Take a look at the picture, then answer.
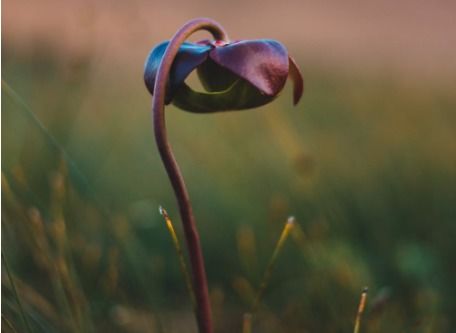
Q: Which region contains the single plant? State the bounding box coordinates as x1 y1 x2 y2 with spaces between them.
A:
144 17 303 333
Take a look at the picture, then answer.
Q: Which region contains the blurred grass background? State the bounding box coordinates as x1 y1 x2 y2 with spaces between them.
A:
2 1 456 332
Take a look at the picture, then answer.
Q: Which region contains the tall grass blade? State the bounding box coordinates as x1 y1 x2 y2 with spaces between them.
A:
2 81 90 192
2 252 34 333
26 208 80 333
242 313 252 333
2 314 19 333
252 216 295 313
159 206 196 309
353 287 368 333
2 80 111 219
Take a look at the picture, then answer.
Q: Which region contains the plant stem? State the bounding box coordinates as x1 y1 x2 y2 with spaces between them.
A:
152 18 228 333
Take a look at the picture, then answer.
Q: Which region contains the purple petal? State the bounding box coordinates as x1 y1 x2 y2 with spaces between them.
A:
208 39 289 96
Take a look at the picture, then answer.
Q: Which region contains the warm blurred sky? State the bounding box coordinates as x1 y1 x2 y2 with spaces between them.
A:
3 0 456 81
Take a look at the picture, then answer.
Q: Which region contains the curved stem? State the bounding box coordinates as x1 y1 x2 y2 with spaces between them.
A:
152 18 228 333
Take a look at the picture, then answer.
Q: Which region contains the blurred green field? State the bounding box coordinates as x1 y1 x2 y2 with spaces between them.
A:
2 41 456 333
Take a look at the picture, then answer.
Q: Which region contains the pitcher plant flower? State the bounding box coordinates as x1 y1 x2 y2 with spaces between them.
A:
145 35 303 113
144 18 303 333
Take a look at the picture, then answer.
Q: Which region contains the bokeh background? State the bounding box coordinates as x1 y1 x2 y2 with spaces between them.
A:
2 1 456 332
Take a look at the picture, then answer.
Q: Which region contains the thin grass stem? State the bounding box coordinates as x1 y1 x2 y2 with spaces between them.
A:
2 252 34 333
354 287 368 333
242 313 252 333
252 216 295 313
2 314 19 333
2 81 89 192
2 80 110 219
159 206 196 309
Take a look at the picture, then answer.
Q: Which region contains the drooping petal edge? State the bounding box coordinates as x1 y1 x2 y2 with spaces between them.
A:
208 39 289 97
288 56 304 105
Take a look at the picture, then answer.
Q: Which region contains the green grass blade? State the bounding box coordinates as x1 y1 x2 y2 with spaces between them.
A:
2 252 34 333
252 216 295 313
242 313 252 333
2 314 19 333
2 80 90 192
159 206 196 310
2 79 111 219
353 287 368 333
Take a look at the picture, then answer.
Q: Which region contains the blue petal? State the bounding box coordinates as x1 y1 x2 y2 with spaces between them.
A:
144 41 212 102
